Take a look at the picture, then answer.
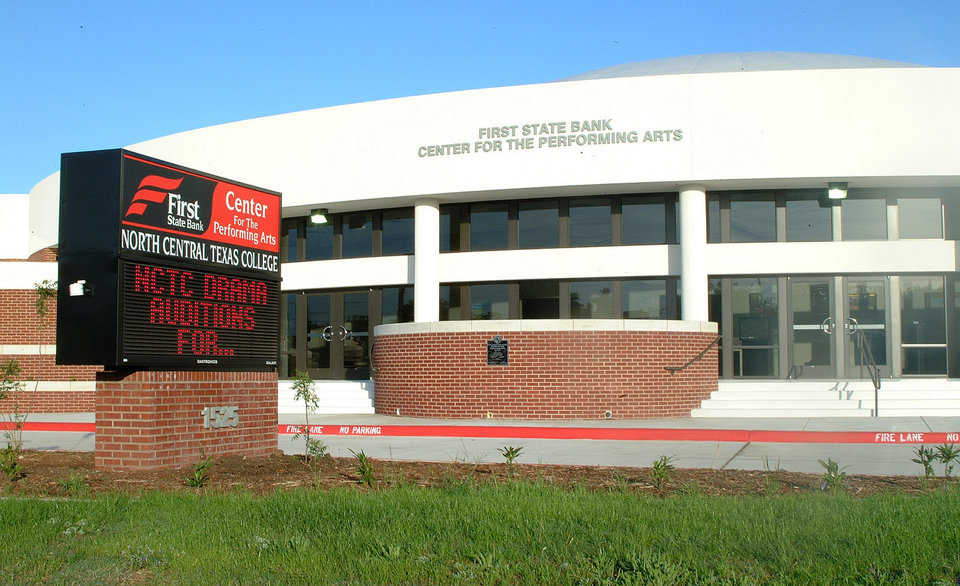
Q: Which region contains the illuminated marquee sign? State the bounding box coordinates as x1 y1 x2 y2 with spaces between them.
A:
57 149 281 371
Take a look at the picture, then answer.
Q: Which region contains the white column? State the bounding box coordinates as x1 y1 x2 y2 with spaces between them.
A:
679 185 709 321
414 199 440 322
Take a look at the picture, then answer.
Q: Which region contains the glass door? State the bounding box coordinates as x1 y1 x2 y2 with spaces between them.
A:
789 278 836 379
302 291 371 380
843 277 890 378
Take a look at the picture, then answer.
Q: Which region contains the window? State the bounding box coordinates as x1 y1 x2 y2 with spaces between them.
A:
707 199 721 243
304 222 333 260
901 276 946 374
381 209 414 255
622 279 668 318
729 195 776 242
730 277 779 377
518 200 559 249
569 197 611 246
709 278 723 376
440 285 463 320
440 205 466 252
520 280 559 318
341 213 372 258
786 198 831 241
306 294 331 369
842 198 886 240
281 220 299 262
470 283 510 319
470 203 509 251
282 294 297 378
381 286 414 324
622 196 666 244
570 280 614 318
899 198 942 239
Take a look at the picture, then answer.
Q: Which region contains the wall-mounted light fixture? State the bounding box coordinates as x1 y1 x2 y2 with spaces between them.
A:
310 208 329 224
827 182 848 200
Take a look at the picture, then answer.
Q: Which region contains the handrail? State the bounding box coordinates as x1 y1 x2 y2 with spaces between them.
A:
849 327 881 417
664 335 721 374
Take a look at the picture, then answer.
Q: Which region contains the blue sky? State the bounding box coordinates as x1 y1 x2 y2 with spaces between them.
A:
2 0 957 193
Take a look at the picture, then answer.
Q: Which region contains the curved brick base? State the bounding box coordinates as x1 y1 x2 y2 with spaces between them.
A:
95 370 278 471
372 321 718 419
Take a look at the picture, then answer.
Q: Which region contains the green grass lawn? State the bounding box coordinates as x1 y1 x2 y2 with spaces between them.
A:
1 482 958 584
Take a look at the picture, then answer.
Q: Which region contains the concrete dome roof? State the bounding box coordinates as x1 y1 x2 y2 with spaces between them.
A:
562 52 924 81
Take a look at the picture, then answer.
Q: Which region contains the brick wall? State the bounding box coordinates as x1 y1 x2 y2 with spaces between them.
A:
0 289 100 413
373 330 718 419
95 370 278 471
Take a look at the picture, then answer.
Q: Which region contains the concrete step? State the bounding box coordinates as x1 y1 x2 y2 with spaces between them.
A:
691 408 874 418
875 408 960 417
699 399 869 410
277 380 375 415
708 390 960 401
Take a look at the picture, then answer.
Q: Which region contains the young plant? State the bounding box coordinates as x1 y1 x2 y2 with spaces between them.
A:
0 444 24 481
349 449 375 488
57 472 90 497
185 456 212 488
818 458 849 495
912 446 937 488
291 370 321 464
498 445 523 477
934 443 960 479
762 456 783 497
650 455 675 493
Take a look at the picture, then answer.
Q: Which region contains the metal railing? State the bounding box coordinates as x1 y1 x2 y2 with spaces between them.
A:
846 321 882 417
664 335 721 374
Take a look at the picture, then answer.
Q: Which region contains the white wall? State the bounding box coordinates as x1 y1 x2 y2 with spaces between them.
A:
0 262 57 289
0 194 30 259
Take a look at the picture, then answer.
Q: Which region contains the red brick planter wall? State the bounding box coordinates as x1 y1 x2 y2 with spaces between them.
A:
95 370 278 471
373 327 718 419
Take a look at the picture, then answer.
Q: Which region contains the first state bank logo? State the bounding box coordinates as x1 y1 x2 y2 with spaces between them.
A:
121 159 214 237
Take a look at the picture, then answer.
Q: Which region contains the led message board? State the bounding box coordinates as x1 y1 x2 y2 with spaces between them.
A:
57 149 281 370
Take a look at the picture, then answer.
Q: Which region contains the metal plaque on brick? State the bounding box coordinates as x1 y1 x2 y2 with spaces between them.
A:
486 335 509 366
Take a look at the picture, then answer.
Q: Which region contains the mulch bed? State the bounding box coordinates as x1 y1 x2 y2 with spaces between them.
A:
0 450 946 498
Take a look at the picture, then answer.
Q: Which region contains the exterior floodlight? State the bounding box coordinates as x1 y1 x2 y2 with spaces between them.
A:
827 182 848 200
310 208 329 224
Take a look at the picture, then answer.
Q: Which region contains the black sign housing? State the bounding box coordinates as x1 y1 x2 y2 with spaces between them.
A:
56 149 281 371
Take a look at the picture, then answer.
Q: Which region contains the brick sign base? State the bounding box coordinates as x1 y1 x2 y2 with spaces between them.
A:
95 370 278 471
372 320 718 420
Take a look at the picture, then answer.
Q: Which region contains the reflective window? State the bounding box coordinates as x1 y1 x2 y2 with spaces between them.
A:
622 279 668 318
305 222 334 260
381 286 414 324
470 283 510 320
842 198 886 240
622 196 666 244
519 200 559 249
570 280 614 318
382 209 414 255
709 278 723 376
281 221 299 262
731 277 778 376
470 203 509 251
786 199 832 241
707 199 721 243
282 294 297 378
440 285 463 320
341 213 372 258
570 198 611 246
306 294 331 369
520 280 559 318
730 196 776 242
901 276 946 375
899 198 942 239
440 205 465 252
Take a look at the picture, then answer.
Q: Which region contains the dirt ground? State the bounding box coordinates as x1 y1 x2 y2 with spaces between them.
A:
0 450 949 498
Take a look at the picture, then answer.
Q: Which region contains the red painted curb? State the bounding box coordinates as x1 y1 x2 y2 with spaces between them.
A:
13 421 959 444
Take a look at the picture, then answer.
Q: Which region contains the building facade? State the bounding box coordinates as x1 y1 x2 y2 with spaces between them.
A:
4 53 960 416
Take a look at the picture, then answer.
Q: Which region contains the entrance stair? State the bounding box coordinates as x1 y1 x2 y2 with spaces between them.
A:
691 379 960 418
278 380 375 415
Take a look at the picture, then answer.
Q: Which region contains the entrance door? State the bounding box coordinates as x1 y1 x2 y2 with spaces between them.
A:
843 277 890 378
789 278 836 379
304 290 371 380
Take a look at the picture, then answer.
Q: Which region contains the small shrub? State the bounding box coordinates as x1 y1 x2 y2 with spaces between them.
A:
0 444 23 481
934 444 960 478
818 458 849 495
912 446 937 488
349 449 375 488
650 455 674 493
185 456 212 488
762 456 783 497
57 472 90 497
292 370 322 464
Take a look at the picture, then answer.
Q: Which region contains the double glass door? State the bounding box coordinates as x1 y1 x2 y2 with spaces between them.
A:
789 277 889 379
303 291 371 380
